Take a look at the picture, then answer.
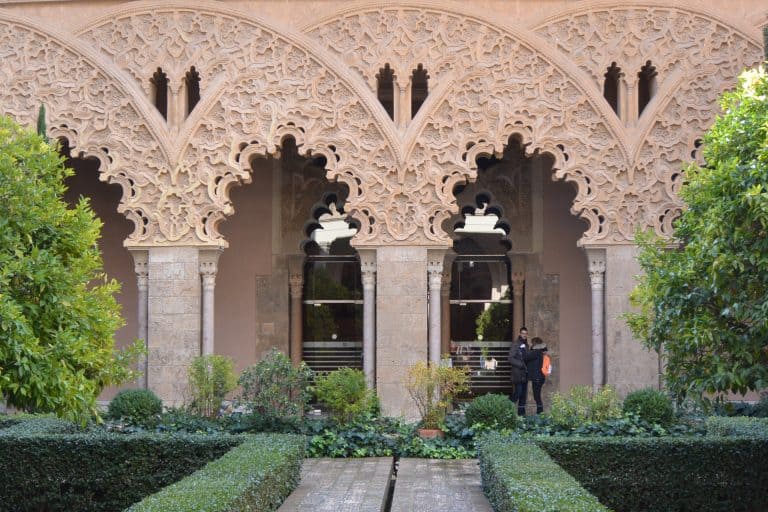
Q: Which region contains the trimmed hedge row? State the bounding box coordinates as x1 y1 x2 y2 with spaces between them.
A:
705 416 768 437
0 430 241 512
477 432 610 512
128 433 305 512
537 436 768 512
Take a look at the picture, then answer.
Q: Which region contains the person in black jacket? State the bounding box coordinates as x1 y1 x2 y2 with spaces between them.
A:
524 337 547 414
508 344 527 409
513 327 529 415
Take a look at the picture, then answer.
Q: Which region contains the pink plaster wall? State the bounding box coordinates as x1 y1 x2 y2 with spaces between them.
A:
542 175 592 391
215 160 275 374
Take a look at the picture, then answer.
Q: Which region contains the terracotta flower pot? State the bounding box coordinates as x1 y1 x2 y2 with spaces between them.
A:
417 428 445 440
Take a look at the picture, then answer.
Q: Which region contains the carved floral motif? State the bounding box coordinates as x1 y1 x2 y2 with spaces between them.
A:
0 15 166 245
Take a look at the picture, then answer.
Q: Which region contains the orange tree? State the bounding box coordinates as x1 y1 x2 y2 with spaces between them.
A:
627 67 768 407
0 116 139 422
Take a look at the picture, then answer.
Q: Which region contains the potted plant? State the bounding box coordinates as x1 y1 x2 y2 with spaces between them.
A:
480 345 497 371
405 361 470 438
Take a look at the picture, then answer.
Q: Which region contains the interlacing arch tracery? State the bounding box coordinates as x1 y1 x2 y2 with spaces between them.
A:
307 5 627 244
534 4 763 237
0 11 169 245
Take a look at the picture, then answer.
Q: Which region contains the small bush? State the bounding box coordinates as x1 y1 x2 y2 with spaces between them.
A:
238 349 312 420
187 355 237 418
314 368 378 425
705 416 768 438
623 388 674 426
477 432 609 511
127 434 304 512
465 394 519 430
108 389 163 424
549 385 621 430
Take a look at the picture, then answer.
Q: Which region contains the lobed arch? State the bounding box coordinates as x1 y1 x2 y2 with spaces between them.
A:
305 3 630 245
74 1 413 246
532 3 763 239
0 9 172 245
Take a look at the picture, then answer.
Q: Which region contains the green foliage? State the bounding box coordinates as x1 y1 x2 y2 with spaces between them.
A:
0 421 240 512
705 415 768 437
305 415 472 459
477 432 610 512
0 116 140 423
238 349 312 420
464 393 519 430
622 388 675 427
0 414 80 435
626 66 768 405
475 290 511 341
187 355 237 418
538 436 768 512
405 362 470 429
313 368 378 425
549 385 622 430
108 389 163 424
127 434 304 512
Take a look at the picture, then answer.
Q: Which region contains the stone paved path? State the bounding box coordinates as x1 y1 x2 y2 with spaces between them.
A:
277 457 493 512
391 458 493 512
277 457 393 512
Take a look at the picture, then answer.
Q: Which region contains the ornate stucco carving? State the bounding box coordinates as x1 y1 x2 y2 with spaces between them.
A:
0 12 167 246
534 6 763 239
306 6 629 245
4 2 760 248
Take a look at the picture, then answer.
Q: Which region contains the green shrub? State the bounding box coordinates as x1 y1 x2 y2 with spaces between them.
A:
549 385 622 429
0 414 80 436
314 368 378 425
622 388 674 426
0 422 240 512
477 432 609 511
0 116 140 423
465 393 519 430
127 434 304 512
108 389 163 424
538 436 768 512
238 349 312 420
187 355 237 418
705 416 768 437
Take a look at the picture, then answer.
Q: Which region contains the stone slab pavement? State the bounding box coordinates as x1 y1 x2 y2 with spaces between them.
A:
278 457 493 512
391 458 494 512
277 457 393 512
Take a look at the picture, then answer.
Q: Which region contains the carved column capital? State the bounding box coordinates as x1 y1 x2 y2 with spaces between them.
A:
359 249 377 291
440 272 452 297
289 274 304 299
199 248 222 291
587 249 607 290
511 271 525 293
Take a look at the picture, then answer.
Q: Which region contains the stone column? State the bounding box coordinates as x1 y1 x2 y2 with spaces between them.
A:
130 250 149 388
625 75 639 127
199 249 221 357
586 248 606 391
374 246 429 418
510 255 526 336
396 76 410 131
359 249 377 388
287 255 305 366
146 247 202 405
440 270 452 357
427 249 446 366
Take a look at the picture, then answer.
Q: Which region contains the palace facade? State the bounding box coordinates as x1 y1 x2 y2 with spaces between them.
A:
1 0 765 415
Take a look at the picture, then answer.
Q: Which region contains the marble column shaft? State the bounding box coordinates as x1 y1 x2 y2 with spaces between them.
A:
360 250 377 388
587 248 606 391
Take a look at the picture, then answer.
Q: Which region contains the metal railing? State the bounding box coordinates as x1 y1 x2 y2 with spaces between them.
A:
303 340 363 375
450 341 514 396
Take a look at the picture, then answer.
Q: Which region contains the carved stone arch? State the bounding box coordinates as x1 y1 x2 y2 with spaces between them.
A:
0 10 172 245
534 4 763 240
305 4 628 245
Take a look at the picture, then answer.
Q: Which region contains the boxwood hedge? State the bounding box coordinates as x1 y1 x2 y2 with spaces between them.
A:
0 423 241 512
537 436 768 512
477 432 610 511
704 416 768 438
127 433 305 512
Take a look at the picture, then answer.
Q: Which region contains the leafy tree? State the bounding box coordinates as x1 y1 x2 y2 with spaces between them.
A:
627 67 768 406
0 115 139 422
